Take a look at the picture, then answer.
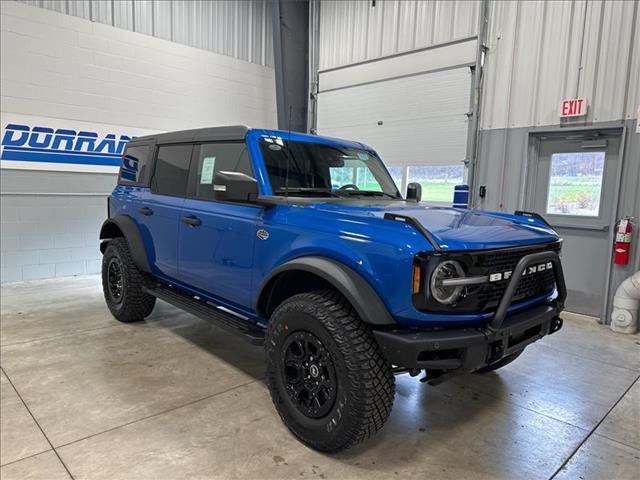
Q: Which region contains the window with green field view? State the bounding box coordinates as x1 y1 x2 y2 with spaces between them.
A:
407 165 464 203
386 166 403 192
330 158 383 191
546 152 605 217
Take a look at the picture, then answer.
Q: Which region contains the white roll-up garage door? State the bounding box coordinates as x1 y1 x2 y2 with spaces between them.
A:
316 43 474 203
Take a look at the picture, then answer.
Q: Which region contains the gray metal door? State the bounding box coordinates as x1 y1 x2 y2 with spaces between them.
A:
527 130 622 317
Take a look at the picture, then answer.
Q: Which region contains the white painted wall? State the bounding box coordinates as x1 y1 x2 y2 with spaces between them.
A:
0 1 277 283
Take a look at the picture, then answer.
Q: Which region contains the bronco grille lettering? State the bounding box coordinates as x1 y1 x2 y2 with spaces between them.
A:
489 261 553 282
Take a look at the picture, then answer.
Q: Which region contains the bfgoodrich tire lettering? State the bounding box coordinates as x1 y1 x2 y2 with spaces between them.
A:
101 238 156 322
266 290 395 452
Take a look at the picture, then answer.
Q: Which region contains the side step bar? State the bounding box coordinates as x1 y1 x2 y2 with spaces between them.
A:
144 284 265 345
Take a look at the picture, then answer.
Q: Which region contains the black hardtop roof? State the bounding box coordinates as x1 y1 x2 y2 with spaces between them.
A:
129 125 250 145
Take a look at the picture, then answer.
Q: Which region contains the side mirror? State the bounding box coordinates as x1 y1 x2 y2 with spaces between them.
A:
214 171 259 203
406 182 422 202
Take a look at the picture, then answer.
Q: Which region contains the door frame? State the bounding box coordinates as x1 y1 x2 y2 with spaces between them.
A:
522 125 627 322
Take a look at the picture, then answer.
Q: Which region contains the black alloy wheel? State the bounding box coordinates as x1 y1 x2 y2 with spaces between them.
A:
282 331 337 419
107 257 124 303
101 237 156 323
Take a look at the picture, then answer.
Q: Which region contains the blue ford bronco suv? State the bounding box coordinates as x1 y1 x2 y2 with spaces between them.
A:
100 126 566 452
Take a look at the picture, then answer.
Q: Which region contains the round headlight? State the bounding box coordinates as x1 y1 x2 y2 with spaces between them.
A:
430 260 465 305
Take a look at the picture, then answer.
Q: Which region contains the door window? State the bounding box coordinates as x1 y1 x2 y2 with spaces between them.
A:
545 152 605 217
191 143 253 201
151 144 192 197
407 164 464 203
118 144 150 185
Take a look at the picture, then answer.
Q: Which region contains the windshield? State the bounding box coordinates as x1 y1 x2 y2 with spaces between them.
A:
259 137 401 198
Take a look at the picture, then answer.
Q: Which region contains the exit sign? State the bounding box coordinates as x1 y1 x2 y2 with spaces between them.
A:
560 98 587 118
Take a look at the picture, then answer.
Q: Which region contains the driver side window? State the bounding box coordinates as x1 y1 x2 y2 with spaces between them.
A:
190 142 253 201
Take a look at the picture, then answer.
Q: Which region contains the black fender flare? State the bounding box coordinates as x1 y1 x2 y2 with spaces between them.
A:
99 215 151 273
255 256 395 325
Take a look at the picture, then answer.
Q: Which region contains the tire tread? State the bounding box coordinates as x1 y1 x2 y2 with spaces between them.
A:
102 237 155 322
266 289 395 452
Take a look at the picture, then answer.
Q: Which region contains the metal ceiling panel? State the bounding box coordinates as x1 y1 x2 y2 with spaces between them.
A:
91 0 113 24
112 0 133 30
133 0 154 35
15 0 274 67
319 0 480 70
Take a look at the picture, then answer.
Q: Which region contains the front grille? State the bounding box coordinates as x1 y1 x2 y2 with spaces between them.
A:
473 243 561 310
413 241 562 313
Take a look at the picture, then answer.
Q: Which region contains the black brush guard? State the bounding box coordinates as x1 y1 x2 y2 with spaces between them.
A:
373 251 566 373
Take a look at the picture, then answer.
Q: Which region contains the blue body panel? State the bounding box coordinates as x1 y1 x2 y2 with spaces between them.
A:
109 128 561 329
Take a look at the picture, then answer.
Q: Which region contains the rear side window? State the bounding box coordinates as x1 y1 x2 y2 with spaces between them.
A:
118 144 150 185
151 144 192 197
191 142 253 201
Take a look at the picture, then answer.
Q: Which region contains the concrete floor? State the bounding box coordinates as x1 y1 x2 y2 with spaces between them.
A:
0 276 638 480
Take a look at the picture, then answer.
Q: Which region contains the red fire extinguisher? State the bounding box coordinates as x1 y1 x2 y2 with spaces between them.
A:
614 217 634 265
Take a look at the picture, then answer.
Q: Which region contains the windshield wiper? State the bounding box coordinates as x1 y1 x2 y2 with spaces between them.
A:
337 190 399 199
275 187 340 197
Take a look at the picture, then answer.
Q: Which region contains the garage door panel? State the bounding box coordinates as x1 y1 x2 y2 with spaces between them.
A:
327 118 467 166
317 67 471 166
318 69 471 129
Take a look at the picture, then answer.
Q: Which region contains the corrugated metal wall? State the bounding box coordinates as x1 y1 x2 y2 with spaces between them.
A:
481 0 639 129
318 0 480 70
16 0 274 67
318 0 638 126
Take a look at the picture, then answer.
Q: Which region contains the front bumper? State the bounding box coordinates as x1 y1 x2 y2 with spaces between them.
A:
373 250 567 373
373 304 563 372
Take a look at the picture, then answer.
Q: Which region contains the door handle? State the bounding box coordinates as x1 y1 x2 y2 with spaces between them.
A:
138 207 153 216
181 215 202 227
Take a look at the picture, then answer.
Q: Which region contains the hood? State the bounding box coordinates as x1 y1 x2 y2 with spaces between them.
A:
305 201 559 251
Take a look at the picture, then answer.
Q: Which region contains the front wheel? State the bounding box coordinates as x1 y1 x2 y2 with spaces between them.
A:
265 290 395 453
101 238 156 322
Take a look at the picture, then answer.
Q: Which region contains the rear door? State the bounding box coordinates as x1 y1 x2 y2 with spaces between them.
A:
177 141 261 308
139 143 192 279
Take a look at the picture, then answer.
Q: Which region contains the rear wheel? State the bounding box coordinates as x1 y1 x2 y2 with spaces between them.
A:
474 350 523 374
265 290 395 453
101 238 155 322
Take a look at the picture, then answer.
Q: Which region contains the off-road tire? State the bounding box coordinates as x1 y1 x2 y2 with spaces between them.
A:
102 237 155 322
474 350 524 374
265 290 395 453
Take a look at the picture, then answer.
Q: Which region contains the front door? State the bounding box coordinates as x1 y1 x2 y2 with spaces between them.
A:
177 142 261 309
526 130 621 317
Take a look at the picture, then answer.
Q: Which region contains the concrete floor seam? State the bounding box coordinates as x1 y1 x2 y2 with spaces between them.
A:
588 431 640 454
52 377 261 451
0 308 197 349
449 376 600 434
0 448 52 469
0 366 75 480
534 343 640 373
0 324 121 348
549 375 640 479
